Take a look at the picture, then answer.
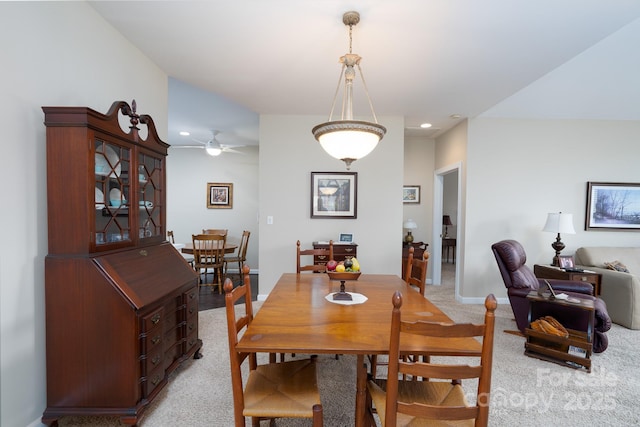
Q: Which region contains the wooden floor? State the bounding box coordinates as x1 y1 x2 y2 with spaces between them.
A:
198 272 259 311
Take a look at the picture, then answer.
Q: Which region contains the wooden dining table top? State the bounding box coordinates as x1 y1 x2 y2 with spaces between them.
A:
237 272 482 357
180 242 237 255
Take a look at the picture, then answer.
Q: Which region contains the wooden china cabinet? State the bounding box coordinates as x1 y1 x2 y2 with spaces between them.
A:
41 100 201 426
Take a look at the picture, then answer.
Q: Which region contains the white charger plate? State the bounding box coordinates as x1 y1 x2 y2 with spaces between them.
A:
95 145 121 177
95 187 105 209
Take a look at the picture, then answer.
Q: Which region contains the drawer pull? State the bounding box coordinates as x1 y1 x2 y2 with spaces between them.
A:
581 277 587 281
152 354 161 365
151 313 161 324
188 292 196 300
189 307 195 314
151 335 161 345
189 338 196 346
188 323 195 331
317 255 327 260
139 249 148 257
344 248 353 253
151 375 161 386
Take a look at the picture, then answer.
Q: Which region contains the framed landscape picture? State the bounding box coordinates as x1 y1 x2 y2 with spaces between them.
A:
585 182 640 230
403 185 420 204
207 182 233 209
311 172 357 219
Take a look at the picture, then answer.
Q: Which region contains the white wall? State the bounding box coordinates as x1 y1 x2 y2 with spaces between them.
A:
258 115 405 297
166 147 260 269
0 3 168 426
464 117 640 301
403 137 435 248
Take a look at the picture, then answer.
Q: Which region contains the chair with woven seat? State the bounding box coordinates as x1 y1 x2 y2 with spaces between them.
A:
370 246 431 379
225 266 323 427
192 233 225 293
168 230 195 268
223 230 250 284
297 240 333 273
366 291 497 427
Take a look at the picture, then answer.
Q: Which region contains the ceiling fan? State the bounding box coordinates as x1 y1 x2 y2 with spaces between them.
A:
173 131 244 156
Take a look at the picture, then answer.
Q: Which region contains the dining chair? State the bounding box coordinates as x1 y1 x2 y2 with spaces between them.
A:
224 267 323 427
203 228 228 239
370 246 432 379
192 233 226 293
365 291 497 427
404 246 429 296
223 230 250 283
167 230 175 243
296 240 333 273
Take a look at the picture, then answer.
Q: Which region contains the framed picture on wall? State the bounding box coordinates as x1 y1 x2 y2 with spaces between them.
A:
403 185 420 204
207 182 233 209
311 172 357 218
585 181 640 230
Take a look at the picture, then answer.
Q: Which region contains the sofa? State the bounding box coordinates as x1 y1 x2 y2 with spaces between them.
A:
575 247 640 330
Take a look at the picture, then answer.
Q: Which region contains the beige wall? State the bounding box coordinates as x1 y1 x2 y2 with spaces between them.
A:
1 3 168 426
464 117 640 302
403 137 435 248
258 114 405 297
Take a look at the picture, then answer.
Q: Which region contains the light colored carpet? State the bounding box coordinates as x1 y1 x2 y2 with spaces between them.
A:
59 266 638 426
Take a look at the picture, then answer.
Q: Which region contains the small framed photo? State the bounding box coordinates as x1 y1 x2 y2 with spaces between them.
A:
403 185 420 204
339 233 354 243
558 256 575 269
311 172 357 219
207 182 233 209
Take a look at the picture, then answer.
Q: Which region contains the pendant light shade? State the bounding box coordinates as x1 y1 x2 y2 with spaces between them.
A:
312 11 386 170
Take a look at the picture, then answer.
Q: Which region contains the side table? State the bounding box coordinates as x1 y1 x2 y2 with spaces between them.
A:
534 264 601 295
524 291 594 372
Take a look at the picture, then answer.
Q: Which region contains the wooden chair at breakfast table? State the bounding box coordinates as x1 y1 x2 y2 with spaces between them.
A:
225 266 323 427
223 230 250 284
191 233 226 293
365 292 497 427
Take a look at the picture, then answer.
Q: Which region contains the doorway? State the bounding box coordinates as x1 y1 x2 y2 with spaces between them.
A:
432 162 461 297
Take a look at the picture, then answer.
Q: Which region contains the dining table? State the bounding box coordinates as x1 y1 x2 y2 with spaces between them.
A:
235 273 482 427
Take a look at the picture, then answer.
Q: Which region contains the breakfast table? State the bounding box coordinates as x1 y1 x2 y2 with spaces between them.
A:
180 242 237 255
236 272 482 426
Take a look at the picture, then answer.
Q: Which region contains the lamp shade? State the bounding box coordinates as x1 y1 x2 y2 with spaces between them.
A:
443 215 453 226
403 219 417 230
542 212 576 234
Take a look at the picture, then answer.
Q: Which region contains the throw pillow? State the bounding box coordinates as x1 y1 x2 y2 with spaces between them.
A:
604 260 630 273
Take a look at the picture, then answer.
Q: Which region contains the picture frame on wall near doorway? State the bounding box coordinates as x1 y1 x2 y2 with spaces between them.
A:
403 185 420 204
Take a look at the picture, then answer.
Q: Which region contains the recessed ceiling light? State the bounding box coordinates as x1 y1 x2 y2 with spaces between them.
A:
449 114 461 120
420 123 432 129
179 131 190 136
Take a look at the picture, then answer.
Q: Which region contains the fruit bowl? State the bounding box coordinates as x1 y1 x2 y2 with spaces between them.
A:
327 271 361 281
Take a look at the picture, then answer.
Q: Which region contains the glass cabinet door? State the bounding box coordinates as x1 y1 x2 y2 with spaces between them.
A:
138 152 163 240
94 139 131 246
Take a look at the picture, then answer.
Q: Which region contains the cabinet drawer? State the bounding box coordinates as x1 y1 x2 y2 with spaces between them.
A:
142 307 164 332
143 346 164 374
185 329 199 353
185 288 198 319
142 363 165 397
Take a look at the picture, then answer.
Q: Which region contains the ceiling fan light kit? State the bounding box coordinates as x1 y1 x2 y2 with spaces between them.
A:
312 11 386 170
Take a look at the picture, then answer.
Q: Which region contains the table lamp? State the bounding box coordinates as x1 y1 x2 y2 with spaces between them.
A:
403 219 417 243
542 212 576 266
442 215 453 238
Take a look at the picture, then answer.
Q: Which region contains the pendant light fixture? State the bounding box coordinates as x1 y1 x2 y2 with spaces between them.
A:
312 11 386 170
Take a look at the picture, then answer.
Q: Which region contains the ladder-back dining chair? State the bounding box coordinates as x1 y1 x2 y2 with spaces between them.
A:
223 230 250 283
366 292 497 427
404 246 429 296
192 233 226 293
296 240 333 273
224 266 323 427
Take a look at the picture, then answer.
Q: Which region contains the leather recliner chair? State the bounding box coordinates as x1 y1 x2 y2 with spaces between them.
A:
491 239 612 353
